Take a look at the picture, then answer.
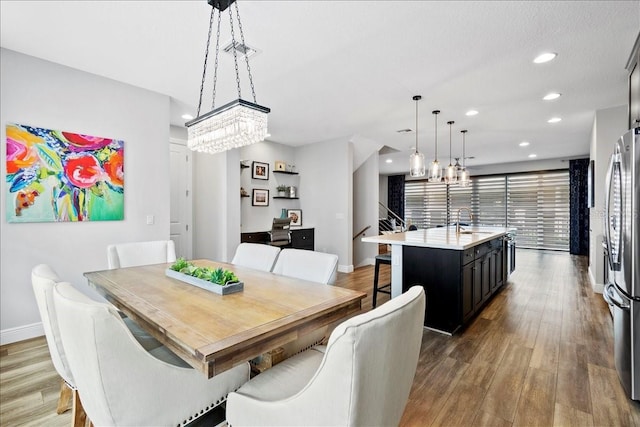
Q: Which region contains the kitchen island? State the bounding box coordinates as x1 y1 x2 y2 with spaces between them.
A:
363 227 510 334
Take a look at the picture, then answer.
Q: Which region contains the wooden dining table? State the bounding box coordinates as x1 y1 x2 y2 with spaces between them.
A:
84 259 366 378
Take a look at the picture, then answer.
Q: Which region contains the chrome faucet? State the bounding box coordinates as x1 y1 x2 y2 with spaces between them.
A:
456 207 473 234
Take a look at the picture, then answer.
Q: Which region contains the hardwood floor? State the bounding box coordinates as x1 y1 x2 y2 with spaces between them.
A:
1 249 639 426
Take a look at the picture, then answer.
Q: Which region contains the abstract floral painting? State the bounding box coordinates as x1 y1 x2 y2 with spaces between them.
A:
5 123 124 222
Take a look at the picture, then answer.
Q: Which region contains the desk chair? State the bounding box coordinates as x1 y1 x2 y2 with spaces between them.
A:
373 254 392 308
268 218 292 248
226 286 426 426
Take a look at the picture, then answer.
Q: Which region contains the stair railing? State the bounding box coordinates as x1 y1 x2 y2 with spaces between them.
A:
378 202 406 233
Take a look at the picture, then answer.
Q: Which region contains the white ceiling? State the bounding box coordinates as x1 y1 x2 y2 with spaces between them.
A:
1 1 638 174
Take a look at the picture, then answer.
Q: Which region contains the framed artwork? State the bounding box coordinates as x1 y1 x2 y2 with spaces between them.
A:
287 209 302 226
274 160 286 171
5 122 124 223
252 188 269 206
252 161 269 180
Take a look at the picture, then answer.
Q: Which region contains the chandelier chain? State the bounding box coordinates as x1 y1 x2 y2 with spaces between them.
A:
196 6 216 117
211 9 222 110
235 2 257 103
227 6 242 99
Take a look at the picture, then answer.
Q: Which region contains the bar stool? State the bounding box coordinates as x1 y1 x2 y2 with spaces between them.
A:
373 254 392 308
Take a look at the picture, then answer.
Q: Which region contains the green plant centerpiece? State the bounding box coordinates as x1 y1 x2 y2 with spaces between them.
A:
167 258 243 295
276 184 288 196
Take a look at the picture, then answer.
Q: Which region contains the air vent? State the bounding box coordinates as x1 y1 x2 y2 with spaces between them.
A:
222 40 259 58
396 128 413 133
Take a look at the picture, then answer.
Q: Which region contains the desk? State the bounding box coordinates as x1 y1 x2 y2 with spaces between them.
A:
84 260 365 378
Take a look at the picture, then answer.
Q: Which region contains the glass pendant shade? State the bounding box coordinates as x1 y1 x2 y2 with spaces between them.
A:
444 120 457 184
410 151 426 177
445 164 458 184
186 99 269 154
458 129 471 186
458 168 471 187
428 110 442 182
409 95 425 177
428 160 442 182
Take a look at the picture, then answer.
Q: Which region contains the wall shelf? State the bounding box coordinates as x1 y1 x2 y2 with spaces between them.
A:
241 194 250 198
273 170 298 175
240 163 250 169
273 196 299 200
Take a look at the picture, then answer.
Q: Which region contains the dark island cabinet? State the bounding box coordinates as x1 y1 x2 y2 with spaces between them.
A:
403 236 507 334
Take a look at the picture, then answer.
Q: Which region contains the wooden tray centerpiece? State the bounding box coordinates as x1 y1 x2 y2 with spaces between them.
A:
166 258 244 295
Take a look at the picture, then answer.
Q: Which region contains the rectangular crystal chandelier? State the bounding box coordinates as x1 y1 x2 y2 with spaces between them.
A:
186 0 269 154
186 99 270 154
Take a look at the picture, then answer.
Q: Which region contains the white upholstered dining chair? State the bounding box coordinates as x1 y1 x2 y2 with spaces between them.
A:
30 264 85 422
226 285 426 426
270 248 340 357
31 264 185 424
53 281 250 427
231 243 281 272
271 248 339 285
106 239 176 269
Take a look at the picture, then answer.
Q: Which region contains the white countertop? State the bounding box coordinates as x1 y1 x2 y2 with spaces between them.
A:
362 226 509 250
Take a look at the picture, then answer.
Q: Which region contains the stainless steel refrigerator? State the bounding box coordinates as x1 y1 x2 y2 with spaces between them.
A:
603 127 639 401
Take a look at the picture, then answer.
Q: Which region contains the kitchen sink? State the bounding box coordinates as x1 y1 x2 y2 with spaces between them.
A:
458 230 493 235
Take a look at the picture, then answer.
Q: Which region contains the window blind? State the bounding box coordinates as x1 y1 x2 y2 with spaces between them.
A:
405 181 448 229
404 170 570 251
507 172 569 250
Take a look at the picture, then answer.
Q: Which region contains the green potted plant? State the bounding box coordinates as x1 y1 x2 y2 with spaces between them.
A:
276 185 288 197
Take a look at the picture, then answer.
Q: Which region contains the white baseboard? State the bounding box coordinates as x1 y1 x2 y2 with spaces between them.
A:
338 264 354 273
0 322 44 346
354 258 375 269
588 266 604 294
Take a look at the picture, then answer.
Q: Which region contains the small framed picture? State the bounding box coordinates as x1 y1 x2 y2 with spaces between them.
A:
274 160 287 171
252 189 269 206
252 161 269 180
287 209 302 226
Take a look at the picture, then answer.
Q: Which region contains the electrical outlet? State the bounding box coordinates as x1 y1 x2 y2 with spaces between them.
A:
146 215 154 225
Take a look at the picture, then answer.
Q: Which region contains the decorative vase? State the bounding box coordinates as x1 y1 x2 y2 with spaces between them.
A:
280 208 288 218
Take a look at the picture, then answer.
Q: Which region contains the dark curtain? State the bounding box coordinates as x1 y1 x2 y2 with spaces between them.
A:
569 159 590 255
387 175 405 221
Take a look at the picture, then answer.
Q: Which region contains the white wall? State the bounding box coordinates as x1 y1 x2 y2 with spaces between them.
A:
0 49 171 344
193 149 241 263
296 138 353 272
239 141 297 232
353 152 379 268
379 175 388 207
589 105 627 292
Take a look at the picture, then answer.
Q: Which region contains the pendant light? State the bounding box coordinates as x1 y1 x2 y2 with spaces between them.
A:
428 110 442 182
409 95 426 177
444 120 457 184
459 129 471 187
185 0 270 154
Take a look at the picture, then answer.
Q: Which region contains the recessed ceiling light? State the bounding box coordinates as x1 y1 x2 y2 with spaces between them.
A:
548 117 562 123
543 92 561 101
528 154 537 158
385 159 393 164
465 110 479 116
534 52 557 64
519 141 530 147
181 114 194 120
